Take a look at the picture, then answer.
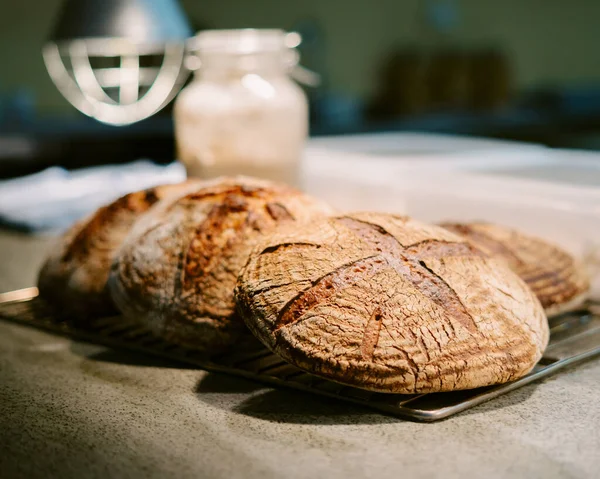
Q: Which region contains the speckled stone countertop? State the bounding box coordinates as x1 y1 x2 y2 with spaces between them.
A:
1 230 599 479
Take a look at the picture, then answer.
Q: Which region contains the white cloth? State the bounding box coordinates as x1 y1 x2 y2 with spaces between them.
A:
0 161 186 232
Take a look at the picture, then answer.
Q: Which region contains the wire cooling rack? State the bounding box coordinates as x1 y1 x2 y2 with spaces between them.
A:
1 287 599 422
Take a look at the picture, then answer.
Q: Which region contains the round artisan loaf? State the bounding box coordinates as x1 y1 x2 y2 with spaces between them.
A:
439 222 590 316
37 181 203 318
235 212 549 394
108 176 334 352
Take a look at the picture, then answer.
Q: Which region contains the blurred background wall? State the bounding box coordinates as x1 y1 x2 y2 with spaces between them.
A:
2 0 600 116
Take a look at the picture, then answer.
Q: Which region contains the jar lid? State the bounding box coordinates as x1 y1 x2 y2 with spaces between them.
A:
188 29 301 54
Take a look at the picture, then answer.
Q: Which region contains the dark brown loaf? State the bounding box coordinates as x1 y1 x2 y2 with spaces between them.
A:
440 222 590 316
235 212 549 394
108 176 334 352
37 181 203 318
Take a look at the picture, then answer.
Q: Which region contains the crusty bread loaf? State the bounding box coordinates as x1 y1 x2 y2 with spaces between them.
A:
37 181 203 318
235 212 549 394
440 222 590 316
108 176 334 352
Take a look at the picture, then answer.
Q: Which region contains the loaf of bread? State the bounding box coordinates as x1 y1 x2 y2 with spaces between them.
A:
108 176 334 352
37 181 203 318
440 222 590 316
236 212 549 394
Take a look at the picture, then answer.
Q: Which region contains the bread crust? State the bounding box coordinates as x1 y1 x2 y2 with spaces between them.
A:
236 213 549 394
440 222 590 316
37 181 204 318
109 176 334 352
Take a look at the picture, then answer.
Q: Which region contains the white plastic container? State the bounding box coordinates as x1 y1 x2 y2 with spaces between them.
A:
303 135 600 299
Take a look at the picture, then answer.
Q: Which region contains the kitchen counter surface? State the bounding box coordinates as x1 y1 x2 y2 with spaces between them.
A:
1 230 599 479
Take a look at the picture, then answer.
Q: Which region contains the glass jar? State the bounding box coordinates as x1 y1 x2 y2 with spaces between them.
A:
174 29 308 186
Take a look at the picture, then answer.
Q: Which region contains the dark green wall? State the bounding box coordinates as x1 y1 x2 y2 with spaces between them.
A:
1 0 599 114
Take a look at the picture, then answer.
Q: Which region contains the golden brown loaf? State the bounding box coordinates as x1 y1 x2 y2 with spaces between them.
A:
440 222 590 316
108 176 334 352
236 212 549 394
37 181 203 318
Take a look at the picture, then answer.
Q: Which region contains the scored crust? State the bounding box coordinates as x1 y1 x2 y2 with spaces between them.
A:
235 212 549 394
108 176 334 352
440 222 590 316
37 180 204 318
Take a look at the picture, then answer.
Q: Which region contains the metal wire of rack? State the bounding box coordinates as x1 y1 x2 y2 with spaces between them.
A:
1 287 599 422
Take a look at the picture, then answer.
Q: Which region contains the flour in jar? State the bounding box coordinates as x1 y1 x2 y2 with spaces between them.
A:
174 30 309 186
